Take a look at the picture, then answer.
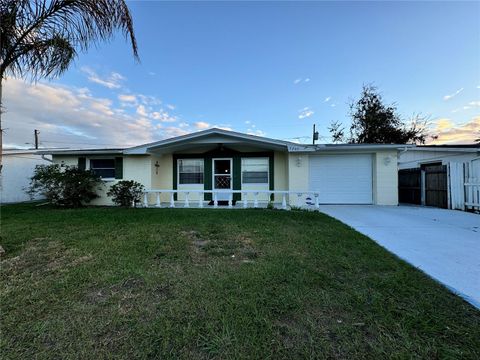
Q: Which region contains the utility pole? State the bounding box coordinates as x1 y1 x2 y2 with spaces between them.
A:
34 129 39 149
312 124 319 145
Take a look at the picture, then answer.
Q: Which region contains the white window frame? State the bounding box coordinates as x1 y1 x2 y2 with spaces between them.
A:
88 157 116 181
241 157 269 185
177 158 204 185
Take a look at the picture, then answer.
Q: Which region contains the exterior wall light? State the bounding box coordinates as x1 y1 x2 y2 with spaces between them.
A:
296 156 302 167
383 156 392 166
154 160 160 175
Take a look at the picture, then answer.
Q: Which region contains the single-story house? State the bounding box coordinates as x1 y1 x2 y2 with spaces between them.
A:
42 128 402 207
1 149 52 204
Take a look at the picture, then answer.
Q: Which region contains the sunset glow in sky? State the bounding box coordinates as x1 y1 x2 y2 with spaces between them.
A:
4 1 479 149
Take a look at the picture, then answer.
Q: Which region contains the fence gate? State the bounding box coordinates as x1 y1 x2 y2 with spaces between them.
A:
422 163 448 208
398 168 421 205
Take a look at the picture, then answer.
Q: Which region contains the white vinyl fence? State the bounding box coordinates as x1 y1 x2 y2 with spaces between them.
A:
449 159 480 211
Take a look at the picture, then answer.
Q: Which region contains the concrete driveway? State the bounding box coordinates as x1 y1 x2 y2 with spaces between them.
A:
318 205 480 308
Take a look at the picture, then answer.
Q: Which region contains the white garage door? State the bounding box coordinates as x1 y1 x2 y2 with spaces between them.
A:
309 154 373 204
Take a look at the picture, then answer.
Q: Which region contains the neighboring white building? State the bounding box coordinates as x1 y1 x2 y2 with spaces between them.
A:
398 145 480 211
1 149 52 203
398 145 479 171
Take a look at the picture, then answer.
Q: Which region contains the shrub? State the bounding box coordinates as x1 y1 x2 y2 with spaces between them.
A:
27 164 104 208
107 180 144 207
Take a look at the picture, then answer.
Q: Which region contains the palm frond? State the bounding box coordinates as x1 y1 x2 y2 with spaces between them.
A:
0 0 139 80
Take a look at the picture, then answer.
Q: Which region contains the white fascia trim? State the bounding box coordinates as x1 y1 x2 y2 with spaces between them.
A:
38 149 124 155
288 144 412 153
406 147 479 153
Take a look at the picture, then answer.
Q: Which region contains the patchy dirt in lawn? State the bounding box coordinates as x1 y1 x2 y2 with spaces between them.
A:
182 229 260 263
0 239 94 294
85 276 173 316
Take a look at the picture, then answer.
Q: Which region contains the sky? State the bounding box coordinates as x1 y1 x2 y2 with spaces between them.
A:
3 0 480 149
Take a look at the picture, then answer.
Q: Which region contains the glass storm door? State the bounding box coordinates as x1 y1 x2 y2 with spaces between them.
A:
213 158 232 201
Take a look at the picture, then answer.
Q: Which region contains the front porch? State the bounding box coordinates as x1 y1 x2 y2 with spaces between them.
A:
141 189 322 210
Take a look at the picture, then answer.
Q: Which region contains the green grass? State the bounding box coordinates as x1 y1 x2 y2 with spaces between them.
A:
1 203 479 359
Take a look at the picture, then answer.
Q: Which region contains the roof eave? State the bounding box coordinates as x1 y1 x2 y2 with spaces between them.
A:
124 128 292 154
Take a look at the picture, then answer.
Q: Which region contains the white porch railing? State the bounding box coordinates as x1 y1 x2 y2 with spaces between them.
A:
140 190 321 210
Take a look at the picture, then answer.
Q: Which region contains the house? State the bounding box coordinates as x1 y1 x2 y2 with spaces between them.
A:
1 149 52 203
398 144 480 210
42 128 402 208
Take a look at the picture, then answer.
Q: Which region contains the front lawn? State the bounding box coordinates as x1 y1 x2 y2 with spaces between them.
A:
1 203 479 359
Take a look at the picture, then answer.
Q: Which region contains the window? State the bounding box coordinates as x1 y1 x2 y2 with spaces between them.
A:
242 158 269 184
90 159 115 178
178 159 204 184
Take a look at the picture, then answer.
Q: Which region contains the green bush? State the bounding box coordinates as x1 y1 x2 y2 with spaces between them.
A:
107 180 144 207
27 164 104 208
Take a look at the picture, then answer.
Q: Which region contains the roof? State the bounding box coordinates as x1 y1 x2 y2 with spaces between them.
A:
124 128 295 154
418 144 479 149
4 148 59 155
37 148 124 155
405 144 480 154
38 128 413 155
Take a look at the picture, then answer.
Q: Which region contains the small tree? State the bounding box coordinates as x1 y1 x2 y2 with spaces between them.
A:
28 164 103 207
329 85 427 144
107 180 144 207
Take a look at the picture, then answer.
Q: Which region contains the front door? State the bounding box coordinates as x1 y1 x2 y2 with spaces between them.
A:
213 158 232 201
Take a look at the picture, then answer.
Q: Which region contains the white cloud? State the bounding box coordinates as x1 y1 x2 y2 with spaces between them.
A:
151 110 177 123
298 107 314 119
138 94 162 106
118 94 137 103
2 79 188 148
429 116 480 144
331 103 336 107
193 121 211 130
443 88 464 101
324 97 331 102
451 100 480 112
166 104 175 110
247 129 266 137
293 77 311 85
245 120 251 125
81 66 125 89
136 105 148 117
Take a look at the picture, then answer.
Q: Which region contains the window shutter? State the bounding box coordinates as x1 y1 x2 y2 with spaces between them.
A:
115 157 123 179
78 157 86 170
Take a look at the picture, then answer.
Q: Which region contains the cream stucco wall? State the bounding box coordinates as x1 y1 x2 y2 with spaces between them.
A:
53 155 152 206
373 150 398 205
287 153 309 206
273 151 288 202
150 154 174 203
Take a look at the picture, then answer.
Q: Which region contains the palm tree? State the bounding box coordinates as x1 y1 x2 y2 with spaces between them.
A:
0 0 139 171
